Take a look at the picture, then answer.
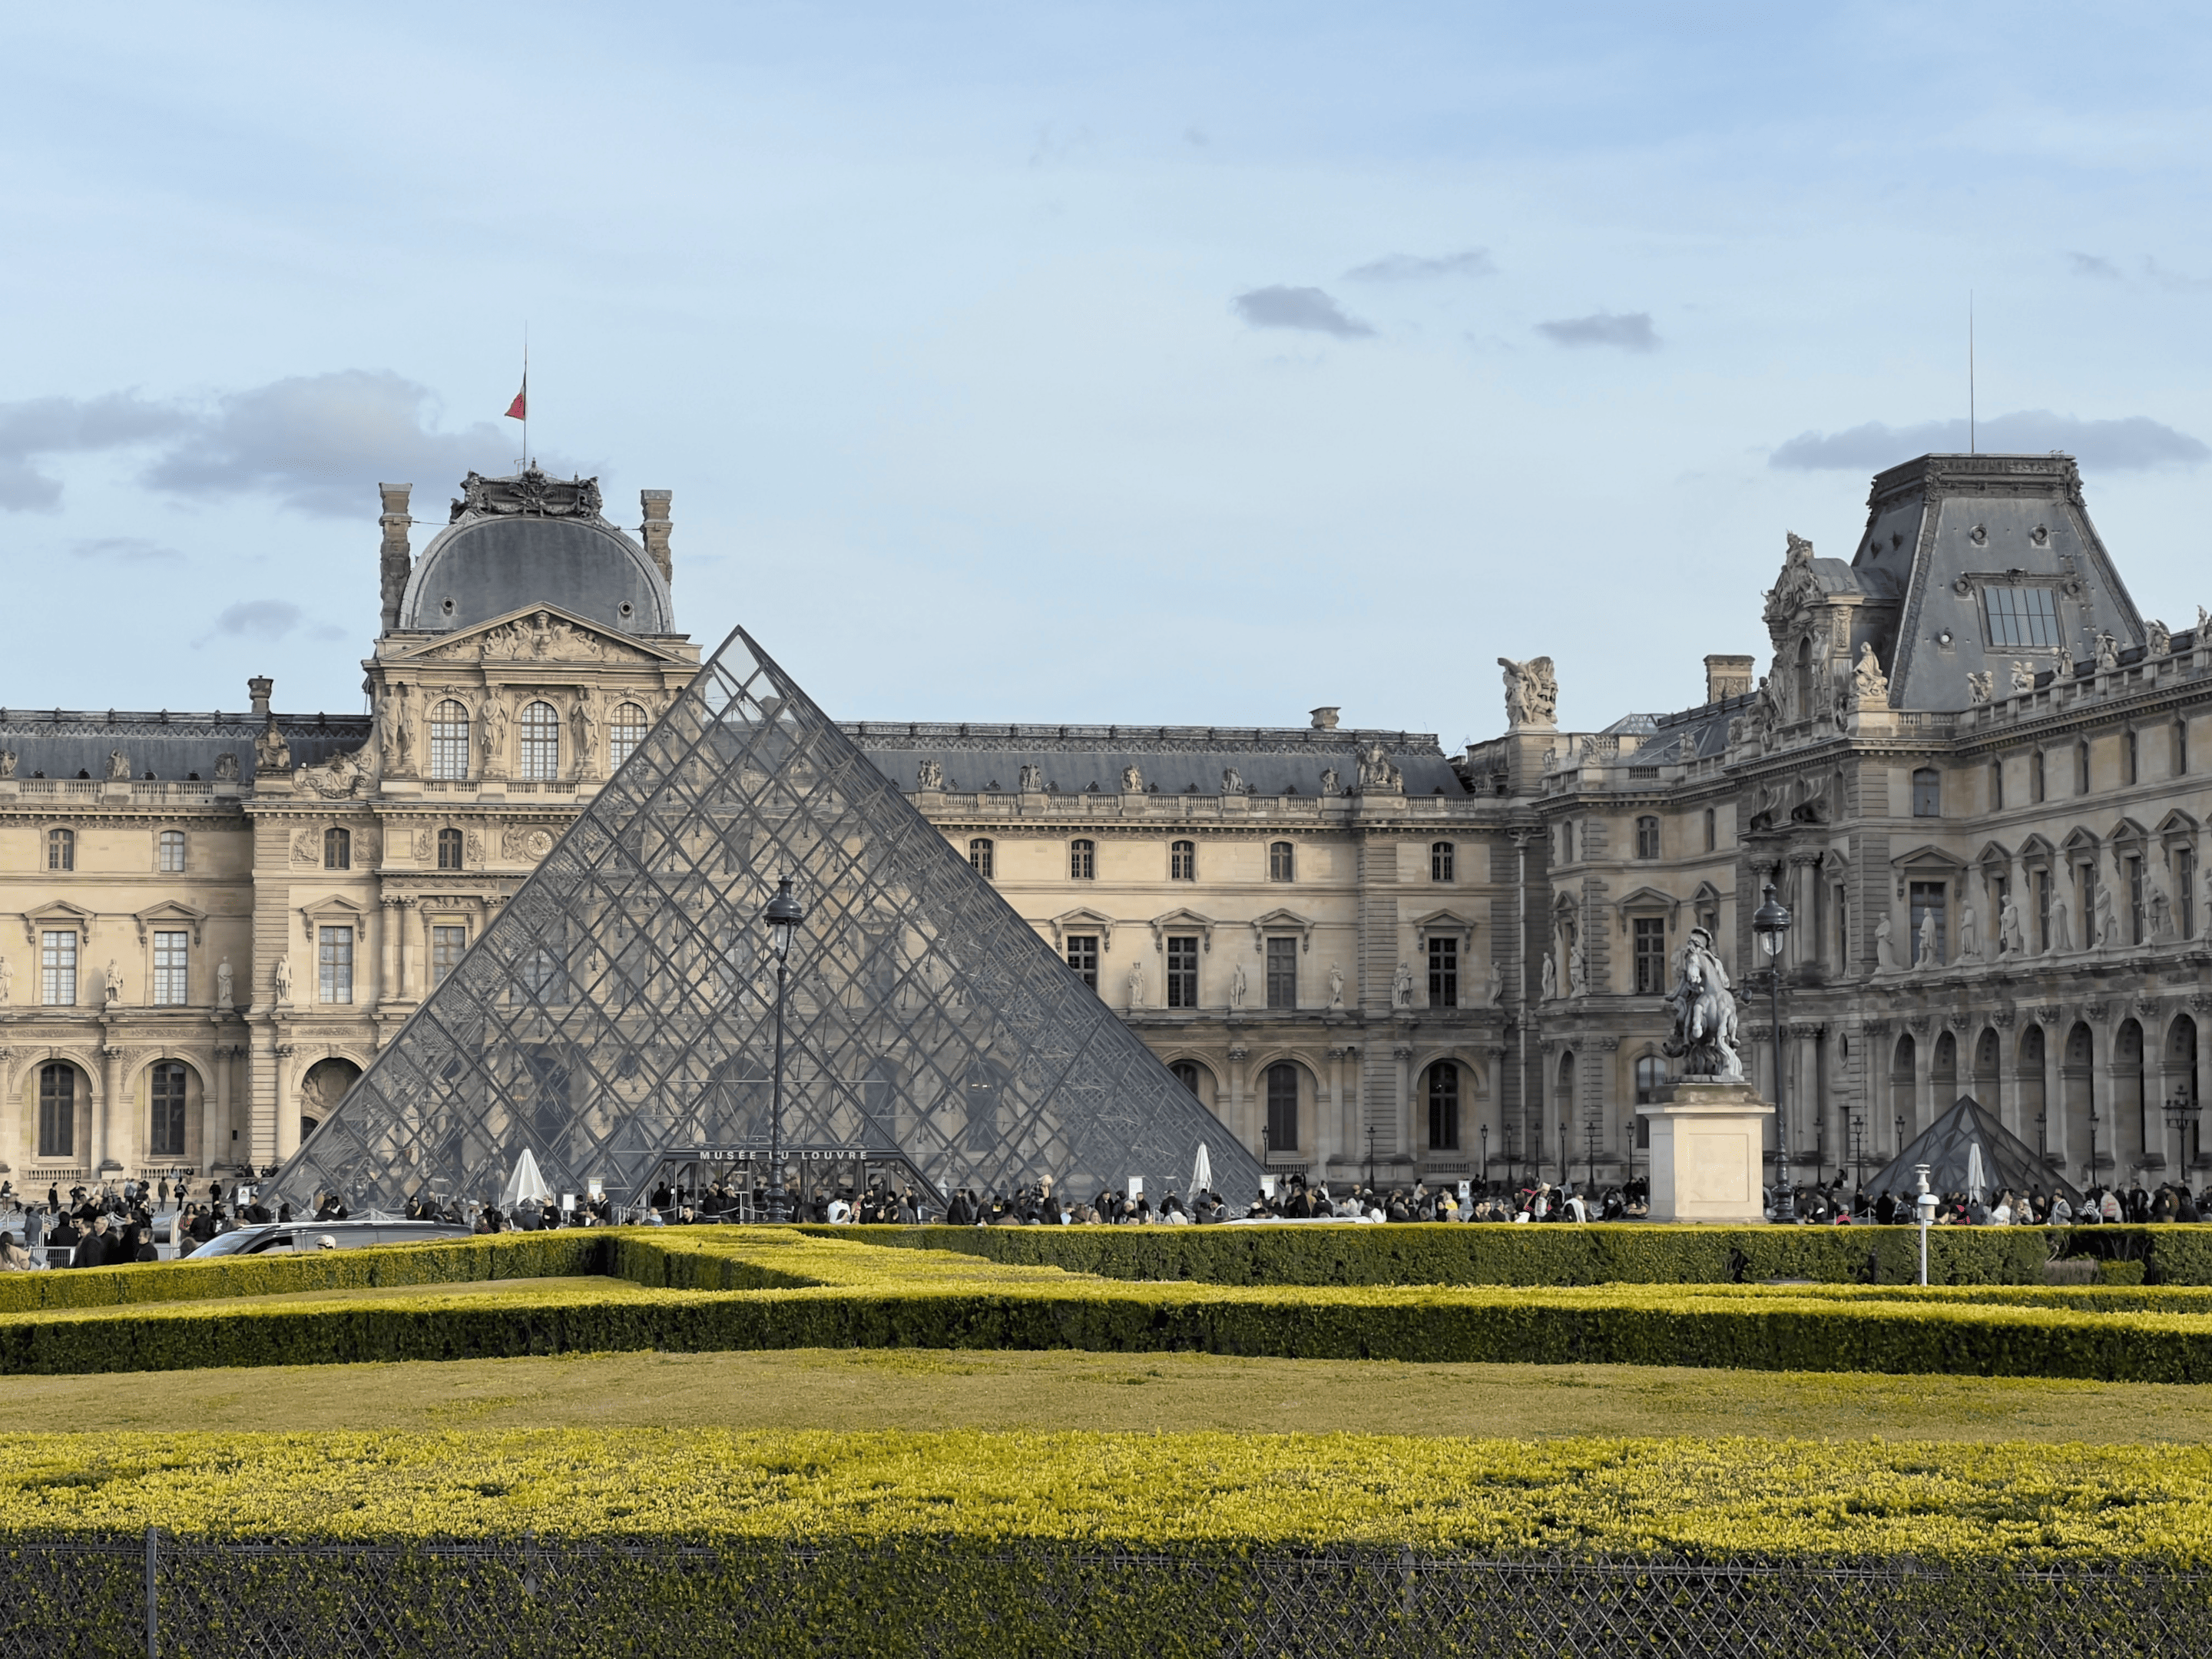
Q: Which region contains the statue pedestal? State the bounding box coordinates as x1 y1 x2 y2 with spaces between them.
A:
1637 1080 1773 1224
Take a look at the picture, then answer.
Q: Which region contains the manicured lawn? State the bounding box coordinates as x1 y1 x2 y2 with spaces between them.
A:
12 1346 2212 1443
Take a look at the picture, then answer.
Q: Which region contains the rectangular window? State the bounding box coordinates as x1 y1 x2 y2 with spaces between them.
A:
319 926 354 1004
1265 936 1297 1009
1911 768 1941 817
2181 848 2198 940
1170 841 1196 881
2032 750 2045 803
1908 882 1948 965
2127 855 2145 944
38 1067 73 1160
1426 937 1459 1008
1265 1065 1299 1152
158 830 185 873
967 839 994 879
2125 731 2139 786
1166 935 1199 1008
1430 842 1455 882
1069 840 1095 881
2181 721 2192 777
432 926 469 987
1981 584 2063 647
153 930 188 1006
1991 760 2004 812
1065 935 1098 989
148 1062 187 1158
2078 862 2098 941
2035 868 2051 953
40 931 76 1006
1632 917 1667 995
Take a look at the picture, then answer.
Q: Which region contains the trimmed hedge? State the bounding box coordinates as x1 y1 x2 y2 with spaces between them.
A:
836 1222 2212 1286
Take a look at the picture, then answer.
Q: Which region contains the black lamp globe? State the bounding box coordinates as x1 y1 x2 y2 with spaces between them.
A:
765 876 806 962
1752 883 1792 956
1751 882 1795 1222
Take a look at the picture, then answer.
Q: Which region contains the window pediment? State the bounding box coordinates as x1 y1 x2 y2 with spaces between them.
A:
22 901 93 946
1250 907 1316 953
1612 886 1679 932
1407 908 1475 949
133 901 207 945
300 894 371 941
1890 843 1965 899
1047 907 1118 951
1147 908 1217 952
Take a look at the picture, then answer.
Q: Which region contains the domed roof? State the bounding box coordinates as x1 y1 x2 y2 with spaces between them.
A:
397 470 674 635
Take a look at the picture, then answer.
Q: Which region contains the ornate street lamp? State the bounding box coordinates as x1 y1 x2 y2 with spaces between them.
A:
1480 1123 1490 1196
761 876 806 1224
1752 882 1795 1223
2164 1088 2202 1177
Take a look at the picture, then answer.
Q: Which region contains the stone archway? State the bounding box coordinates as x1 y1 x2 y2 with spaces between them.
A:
299 1057 363 1141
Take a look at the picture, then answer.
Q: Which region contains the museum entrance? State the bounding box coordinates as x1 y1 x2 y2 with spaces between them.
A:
628 1144 942 1220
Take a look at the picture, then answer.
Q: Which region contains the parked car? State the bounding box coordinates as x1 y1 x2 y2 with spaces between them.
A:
184 1220 475 1257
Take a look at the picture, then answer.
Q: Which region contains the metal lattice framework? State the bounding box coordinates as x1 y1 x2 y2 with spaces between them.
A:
266 625 1260 1213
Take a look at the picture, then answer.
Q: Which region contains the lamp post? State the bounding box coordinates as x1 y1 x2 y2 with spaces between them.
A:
2164 1088 2202 1181
762 876 806 1224
1479 1124 1489 1197
1848 1112 1866 1198
1584 1118 1601 1194
1752 881 1795 1223
2087 1101 2101 1197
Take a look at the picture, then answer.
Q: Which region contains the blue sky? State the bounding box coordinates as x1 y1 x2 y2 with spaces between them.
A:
7 1 2212 739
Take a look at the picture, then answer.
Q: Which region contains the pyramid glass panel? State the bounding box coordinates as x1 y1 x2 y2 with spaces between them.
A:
1865 1094 2081 1206
270 624 1260 1211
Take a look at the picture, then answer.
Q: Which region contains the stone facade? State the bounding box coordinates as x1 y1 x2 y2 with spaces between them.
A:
3 450 2206 1197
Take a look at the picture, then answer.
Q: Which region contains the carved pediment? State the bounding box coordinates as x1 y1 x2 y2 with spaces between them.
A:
133 901 207 945
1047 908 1118 951
1147 908 1219 951
22 900 94 946
394 604 677 667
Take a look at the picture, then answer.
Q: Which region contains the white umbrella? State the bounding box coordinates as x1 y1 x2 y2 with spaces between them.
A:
1965 1141 1987 1204
1190 1141 1213 1196
500 1148 552 1207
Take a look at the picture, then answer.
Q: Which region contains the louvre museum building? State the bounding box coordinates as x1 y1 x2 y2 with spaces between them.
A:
2 449 2208 1205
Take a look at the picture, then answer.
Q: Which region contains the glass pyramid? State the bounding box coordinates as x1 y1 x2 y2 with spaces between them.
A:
269 624 1262 1213
1863 1094 2081 1206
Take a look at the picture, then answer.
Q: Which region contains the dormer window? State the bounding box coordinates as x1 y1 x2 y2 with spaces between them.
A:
1981 584 2064 648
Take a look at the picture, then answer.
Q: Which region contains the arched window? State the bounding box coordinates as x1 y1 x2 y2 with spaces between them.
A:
1171 1060 1202 1095
1431 841 1455 882
437 827 465 870
2019 1025 2048 1150
46 828 73 872
1911 767 1941 817
2170 1015 2201 1165
157 829 186 873
1556 1052 1578 1152
1268 841 1294 882
2118 1018 2147 1157
1170 839 1197 881
1973 1027 2000 1100
1634 1053 1664 1105
1426 1062 1460 1150
1635 815 1661 859
1068 839 1095 880
1890 1034 1916 1141
1932 1030 1958 1097
609 703 649 771
323 826 350 870
519 700 560 780
148 1061 187 1158
2063 1022 2096 1164
1264 1062 1300 1153
37 1063 75 1159
969 838 995 879
428 700 470 780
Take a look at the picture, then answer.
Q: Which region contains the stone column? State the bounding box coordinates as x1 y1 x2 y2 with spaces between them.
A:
273 1044 301 1164
211 1037 233 1168
380 898 402 1008
1393 1041 1413 1161
1910 1020 1934 1135
98 1040 124 1175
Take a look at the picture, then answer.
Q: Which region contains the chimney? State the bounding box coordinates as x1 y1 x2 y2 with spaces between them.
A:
377 482 413 634
1704 654 1754 705
640 489 672 585
247 677 273 718
1309 706 1340 730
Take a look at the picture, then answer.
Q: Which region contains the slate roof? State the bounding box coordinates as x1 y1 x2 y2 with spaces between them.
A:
0 709 369 783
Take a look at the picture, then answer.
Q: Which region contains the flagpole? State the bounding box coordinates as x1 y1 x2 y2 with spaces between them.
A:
523 323 530 469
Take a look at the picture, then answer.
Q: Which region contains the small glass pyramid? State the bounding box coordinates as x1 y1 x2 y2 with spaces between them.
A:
270 624 1262 1212
1864 1094 2081 1205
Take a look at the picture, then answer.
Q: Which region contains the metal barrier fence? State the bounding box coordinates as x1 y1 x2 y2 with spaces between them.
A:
0 1534 2201 1658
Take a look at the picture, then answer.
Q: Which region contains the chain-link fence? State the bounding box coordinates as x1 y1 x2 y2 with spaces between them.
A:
1 1533 2199 1658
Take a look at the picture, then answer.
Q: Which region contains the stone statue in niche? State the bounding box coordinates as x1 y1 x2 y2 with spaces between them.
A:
2009 661 2037 696
916 759 944 790
1220 767 1247 795
2000 897 2025 956
1916 909 1940 970
1356 745 1402 793
1875 914 1898 973
104 960 123 1004
1959 902 1980 960
1568 935 1588 996
0 955 12 1002
2050 897 2072 954
217 958 234 1009
2148 619 2172 657
1851 644 1889 708
1392 962 1413 1009
1541 951 1557 1001
1487 960 1505 1006
273 955 293 1004
214 752 239 781
2094 882 2120 948
1327 964 1345 1008
254 715 292 774
1126 959 1145 1009
107 750 131 780
1496 656 1558 727
484 700 511 772
1018 764 1043 792
1121 765 1144 793
1229 961 1247 1010
571 696 601 776
0 751 15 779
2149 882 2174 941
2095 631 2121 672
1319 768 1340 796
1661 926 1742 1081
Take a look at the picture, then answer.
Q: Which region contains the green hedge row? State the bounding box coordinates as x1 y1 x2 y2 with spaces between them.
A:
15 1272 2212 1382
0 1231 607 1314
836 1224 2212 1286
